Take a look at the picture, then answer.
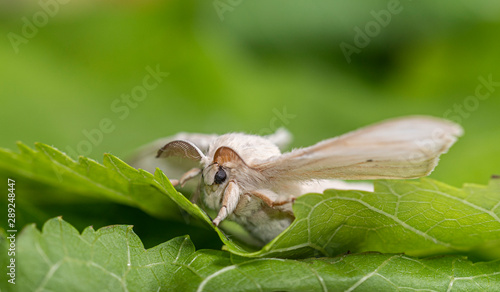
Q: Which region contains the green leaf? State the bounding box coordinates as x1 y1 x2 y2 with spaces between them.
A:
4 217 500 292
0 142 183 220
225 178 500 259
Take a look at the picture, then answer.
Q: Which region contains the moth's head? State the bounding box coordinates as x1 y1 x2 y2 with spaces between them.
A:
156 141 246 195
202 163 227 196
202 146 246 195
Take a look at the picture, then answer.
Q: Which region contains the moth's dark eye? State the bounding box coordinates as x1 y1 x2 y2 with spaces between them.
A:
214 168 227 184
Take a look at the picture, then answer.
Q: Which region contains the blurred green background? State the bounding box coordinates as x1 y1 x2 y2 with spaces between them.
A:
1 0 499 248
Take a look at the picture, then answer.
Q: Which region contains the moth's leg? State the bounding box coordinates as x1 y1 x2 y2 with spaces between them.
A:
247 190 276 208
270 197 296 206
179 168 202 187
169 168 200 190
248 189 295 215
170 179 180 187
248 190 295 207
189 178 202 204
213 181 240 226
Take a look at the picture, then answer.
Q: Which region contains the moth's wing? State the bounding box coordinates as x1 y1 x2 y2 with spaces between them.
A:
264 127 293 151
300 180 374 193
128 133 218 179
256 116 463 181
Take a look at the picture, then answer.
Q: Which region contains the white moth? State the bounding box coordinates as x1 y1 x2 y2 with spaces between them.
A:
131 116 462 243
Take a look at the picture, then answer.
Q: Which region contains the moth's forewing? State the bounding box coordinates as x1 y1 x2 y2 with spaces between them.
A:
257 116 462 181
